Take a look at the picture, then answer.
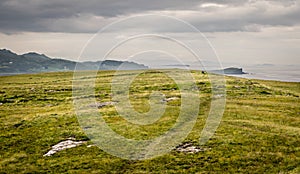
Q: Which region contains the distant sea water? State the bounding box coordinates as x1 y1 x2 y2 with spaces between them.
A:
227 65 300 82
0 72 39 76
1 65 299 82
0 73 26 76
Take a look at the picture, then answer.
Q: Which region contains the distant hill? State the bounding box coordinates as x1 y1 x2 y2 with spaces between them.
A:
0 49 148 74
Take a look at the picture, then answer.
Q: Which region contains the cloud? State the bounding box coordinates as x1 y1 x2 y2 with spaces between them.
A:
200 3 227 8
157 0 300 32
0 0 299 33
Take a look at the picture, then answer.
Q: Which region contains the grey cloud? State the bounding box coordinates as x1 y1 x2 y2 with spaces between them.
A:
187 0 300 32
0 0 203 33
0 0 299 33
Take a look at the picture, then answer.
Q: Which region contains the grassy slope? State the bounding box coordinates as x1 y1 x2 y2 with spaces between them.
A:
0 70 299 173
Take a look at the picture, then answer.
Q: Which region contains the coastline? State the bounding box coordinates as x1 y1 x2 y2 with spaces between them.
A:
225 73 300 82
1 69 299 83
229 66 300 82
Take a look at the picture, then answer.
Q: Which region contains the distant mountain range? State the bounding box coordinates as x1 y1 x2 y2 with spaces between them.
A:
0 49 148 74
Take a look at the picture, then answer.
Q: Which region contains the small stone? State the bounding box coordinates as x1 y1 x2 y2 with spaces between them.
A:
175 142 204 154
89 101 117 108
83 126 92 130
163 97 179 102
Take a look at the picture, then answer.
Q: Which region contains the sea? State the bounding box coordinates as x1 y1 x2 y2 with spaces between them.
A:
227 65 300 82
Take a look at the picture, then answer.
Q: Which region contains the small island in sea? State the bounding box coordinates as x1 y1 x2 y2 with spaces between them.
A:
211 67 247 75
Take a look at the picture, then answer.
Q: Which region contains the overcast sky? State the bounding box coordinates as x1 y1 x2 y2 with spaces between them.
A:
0 0 299 67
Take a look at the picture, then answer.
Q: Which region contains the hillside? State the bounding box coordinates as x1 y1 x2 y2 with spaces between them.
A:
0 49 148 74
0 70 299 173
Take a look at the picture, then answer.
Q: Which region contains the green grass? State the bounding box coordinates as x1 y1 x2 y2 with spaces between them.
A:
0 70 299 173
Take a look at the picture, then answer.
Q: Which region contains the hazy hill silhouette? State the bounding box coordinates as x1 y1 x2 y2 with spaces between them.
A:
0 49 148 74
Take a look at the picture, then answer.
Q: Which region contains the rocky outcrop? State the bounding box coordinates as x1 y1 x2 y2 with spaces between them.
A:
43 138 86 157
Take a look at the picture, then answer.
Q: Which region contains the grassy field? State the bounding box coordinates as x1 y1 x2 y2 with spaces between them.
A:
0 70 299 173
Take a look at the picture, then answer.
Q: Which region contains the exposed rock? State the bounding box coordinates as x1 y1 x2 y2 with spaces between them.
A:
43 139 86 157
163 97 179 102
212 94 225 99
89 101 117 108
47 90 55 93
83 126 92 130
175 142 204 153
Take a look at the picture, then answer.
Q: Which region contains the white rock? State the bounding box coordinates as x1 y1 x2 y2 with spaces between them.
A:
87 144 95 148
43 139 86 157
175 142 204 153
163 97 179 102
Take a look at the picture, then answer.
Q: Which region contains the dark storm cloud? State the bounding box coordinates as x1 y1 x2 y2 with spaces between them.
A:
0 0 299 33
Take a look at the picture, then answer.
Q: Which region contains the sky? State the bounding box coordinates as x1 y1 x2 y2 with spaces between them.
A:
0 0 300 67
